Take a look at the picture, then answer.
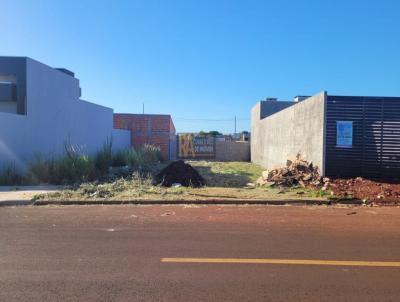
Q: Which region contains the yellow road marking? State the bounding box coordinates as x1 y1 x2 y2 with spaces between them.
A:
161 258 400 267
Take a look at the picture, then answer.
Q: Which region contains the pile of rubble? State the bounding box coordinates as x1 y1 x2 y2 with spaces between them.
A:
256 156 330 189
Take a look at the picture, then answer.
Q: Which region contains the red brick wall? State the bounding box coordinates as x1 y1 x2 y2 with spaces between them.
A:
113 114 175 160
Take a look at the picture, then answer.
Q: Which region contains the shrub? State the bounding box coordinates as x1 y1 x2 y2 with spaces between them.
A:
142 144 162 163
56 154 96 184
119 145 162 169
95 138 113 175
24 146 97 185
112 149 129 167
0 141 163 186
29 155 56 184
126 148 144 168
0 163 24 185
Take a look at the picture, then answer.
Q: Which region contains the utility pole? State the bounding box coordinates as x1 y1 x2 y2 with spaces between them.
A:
142 103 144 114
234 116 237 138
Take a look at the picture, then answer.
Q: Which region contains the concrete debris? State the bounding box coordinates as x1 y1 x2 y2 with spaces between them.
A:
256 156 330 188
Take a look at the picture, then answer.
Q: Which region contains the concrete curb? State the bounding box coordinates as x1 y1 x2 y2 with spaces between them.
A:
0 198 363 208
30 199 362 207
0 200 34 207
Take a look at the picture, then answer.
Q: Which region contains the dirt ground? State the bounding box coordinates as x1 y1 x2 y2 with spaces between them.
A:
330 178 400 204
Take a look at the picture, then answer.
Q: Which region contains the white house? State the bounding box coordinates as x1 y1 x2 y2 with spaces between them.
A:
0 56 130 169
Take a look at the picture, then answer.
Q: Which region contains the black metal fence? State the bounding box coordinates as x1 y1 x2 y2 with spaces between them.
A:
325 96 400 179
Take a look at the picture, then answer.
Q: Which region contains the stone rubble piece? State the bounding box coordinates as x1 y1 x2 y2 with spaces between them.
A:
256 155 330 189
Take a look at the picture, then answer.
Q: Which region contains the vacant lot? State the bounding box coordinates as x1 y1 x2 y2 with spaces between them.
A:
189 161 264 187
35 161 329 202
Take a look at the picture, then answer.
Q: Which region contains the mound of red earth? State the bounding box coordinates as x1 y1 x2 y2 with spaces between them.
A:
330 177 400 204
155 160 205 187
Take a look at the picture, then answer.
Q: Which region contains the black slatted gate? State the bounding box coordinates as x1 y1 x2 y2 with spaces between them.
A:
325 96 400 179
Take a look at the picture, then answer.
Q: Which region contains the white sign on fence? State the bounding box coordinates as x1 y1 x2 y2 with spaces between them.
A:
336 121 353 148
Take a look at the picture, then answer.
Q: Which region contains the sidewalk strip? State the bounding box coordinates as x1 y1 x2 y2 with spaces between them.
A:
161 258 400 267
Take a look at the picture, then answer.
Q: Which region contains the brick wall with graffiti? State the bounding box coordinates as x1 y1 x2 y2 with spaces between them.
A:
114 114 176 160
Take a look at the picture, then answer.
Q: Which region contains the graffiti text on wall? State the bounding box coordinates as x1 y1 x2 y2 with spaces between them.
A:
178 134 215 159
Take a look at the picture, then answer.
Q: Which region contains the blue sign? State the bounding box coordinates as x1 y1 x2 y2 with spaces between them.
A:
336 121 353 148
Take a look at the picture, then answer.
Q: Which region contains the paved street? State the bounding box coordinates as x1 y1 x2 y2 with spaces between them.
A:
1 205 400 301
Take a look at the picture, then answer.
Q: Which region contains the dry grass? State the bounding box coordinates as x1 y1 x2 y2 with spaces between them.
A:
35 161 328 202
36 185 326 202
188 161 264 187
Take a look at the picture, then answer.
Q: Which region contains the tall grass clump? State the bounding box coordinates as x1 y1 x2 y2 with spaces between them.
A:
29 155 57 184
0 163 25 185
142 144 162 163
126 148 144 168
112 149 129 167
27 143 96 184
56 150 96 184
111 148 141 167
0 140 163 186
112 145 162 169
94 138 113 175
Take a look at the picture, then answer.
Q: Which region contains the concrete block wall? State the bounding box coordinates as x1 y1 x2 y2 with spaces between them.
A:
114 114 176 160
215 141 250 162
251 92 326 173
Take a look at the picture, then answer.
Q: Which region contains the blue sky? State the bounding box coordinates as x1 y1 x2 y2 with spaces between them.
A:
1 0 399 133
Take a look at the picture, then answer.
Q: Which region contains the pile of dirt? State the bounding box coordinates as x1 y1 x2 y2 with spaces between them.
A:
330 177 400 203
155 160 205 187
256 156 329 189
255 155 400 203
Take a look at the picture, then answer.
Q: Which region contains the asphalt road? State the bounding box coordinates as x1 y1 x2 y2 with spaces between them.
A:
1 205 400 302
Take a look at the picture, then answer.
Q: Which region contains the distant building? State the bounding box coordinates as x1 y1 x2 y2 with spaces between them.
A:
251 91 400 179
240 132 250 142
114 114 176 160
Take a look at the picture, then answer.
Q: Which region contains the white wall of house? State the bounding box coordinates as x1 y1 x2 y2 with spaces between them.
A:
0 57 130 170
